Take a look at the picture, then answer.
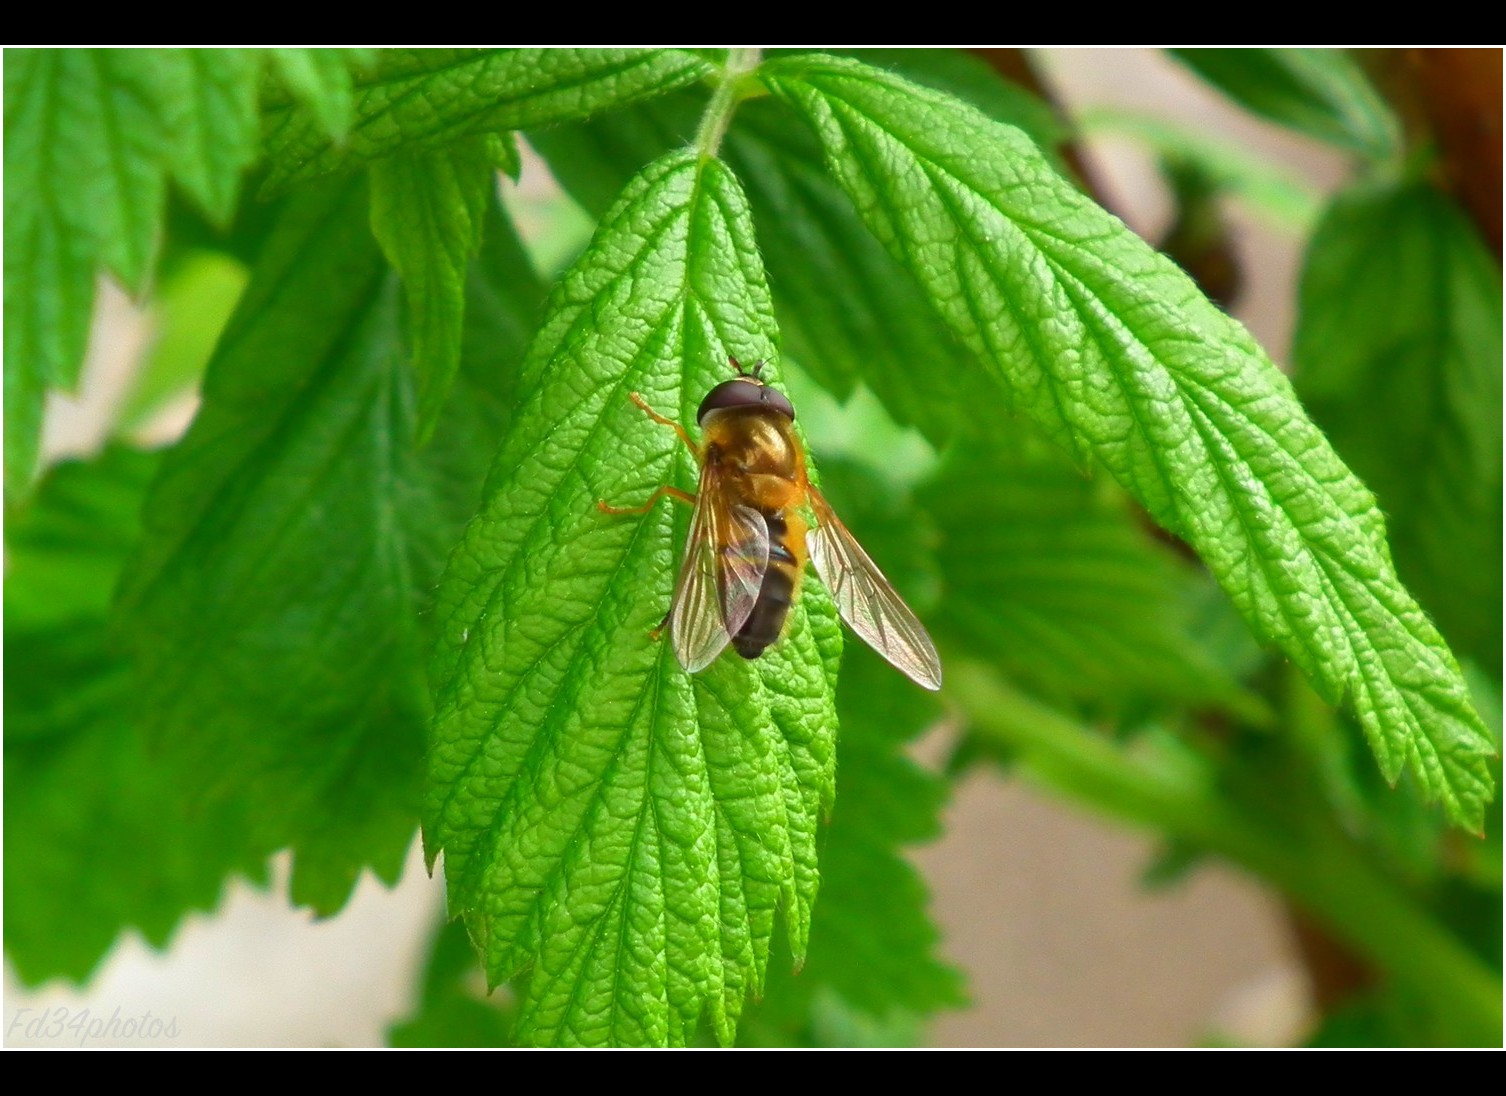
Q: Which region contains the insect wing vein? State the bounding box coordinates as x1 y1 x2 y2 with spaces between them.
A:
806 485 943 691
717 502 771 640
669 466 769 673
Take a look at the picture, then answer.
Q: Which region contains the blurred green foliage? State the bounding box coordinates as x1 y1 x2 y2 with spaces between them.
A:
5 48 1499 1048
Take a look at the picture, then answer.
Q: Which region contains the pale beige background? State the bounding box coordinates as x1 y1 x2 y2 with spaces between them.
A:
4 48 1352 1048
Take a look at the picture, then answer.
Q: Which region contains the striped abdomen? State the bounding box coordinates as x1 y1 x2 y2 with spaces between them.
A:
732 510 802 660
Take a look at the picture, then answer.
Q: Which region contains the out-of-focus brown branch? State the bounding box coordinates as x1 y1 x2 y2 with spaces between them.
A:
1377 49 1502 259
1158 156 1242 310
1287 907 1376 1017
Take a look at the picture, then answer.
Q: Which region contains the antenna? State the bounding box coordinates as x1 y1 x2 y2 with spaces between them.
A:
728 355 768 380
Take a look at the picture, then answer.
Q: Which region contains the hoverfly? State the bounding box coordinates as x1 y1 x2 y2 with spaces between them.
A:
598 358 942 690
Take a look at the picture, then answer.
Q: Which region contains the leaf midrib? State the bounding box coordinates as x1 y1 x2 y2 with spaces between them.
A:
434 162 705 845
270 49 705 161
769 60 1492 820
519 660 668 1043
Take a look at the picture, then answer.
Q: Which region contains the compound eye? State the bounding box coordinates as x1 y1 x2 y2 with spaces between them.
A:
760 385 795 421
697 379 765 424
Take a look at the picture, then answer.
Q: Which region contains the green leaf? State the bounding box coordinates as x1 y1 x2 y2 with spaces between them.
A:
112 177 419 914
151 48 262 225
388 920 515 1047
920 441 1260 717
812 48 1067 164
531 49 1060 450
761 55 1494 830
10 47 265 286
726 100 1001 448
5 635 267 984
426 150 842 1047
1139 840 1206 891
405 195 546 585
26 50 163 290
483 130 521 181
4 50 135 499
1304 992 1416 1047
5 447 267 984
4 446 158 631
265 48 371 139
536 115 963 445
370 135 495 439
4 304 73 505
3 49 269 499
744 643 964 1043
1169 48 1399 161
262 48 716 193
3 50 101 388
1294 182 1503 670
114 175 539 915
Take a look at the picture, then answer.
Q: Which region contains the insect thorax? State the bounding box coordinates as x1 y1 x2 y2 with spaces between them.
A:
702 408 801 481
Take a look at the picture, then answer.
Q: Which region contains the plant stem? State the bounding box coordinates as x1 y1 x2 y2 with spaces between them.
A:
946 660 1503 1046
696 49 763 161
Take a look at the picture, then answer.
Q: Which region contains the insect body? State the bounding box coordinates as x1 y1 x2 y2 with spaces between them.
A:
599 360 943 691
733 507 802 660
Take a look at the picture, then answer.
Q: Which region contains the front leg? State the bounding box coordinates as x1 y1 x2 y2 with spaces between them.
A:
629 392 699 457
596 484 697 516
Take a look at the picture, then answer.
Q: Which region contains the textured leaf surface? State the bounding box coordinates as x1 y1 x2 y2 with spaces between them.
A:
1295 182 1503 669
114 176 540 914
426 150 842 1047
762 55 1494 829
370 135 495 438
1170 48 1399 160
5 448 266 984
744 641 964 1044
531 47 1061 449
262 48 716 192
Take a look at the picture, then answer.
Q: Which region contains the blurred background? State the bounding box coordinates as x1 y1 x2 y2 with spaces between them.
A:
2 47 1475 1047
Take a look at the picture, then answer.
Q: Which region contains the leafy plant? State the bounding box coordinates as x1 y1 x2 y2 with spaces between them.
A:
5 47 1499 1048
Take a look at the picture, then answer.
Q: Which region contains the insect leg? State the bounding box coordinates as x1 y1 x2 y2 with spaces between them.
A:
596 484 696 515
593 483 687 642
628 392 697 456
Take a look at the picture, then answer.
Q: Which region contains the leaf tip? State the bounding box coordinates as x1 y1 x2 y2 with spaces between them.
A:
711 1008 738 1048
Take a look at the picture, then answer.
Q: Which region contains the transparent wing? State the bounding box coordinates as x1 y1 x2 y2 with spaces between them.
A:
806 484 943 691
670 467 770 673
